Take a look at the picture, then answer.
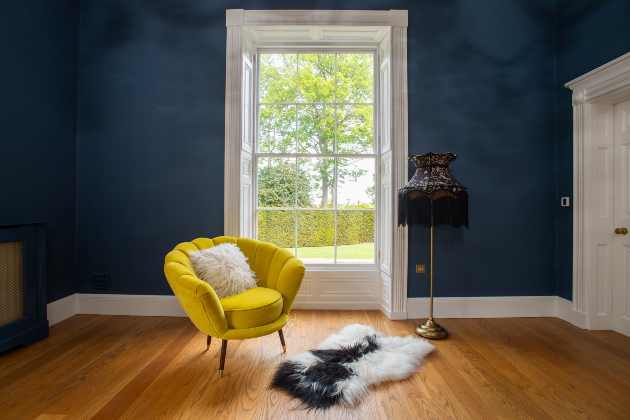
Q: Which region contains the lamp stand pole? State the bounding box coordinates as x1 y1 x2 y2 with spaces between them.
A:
416 201 448 339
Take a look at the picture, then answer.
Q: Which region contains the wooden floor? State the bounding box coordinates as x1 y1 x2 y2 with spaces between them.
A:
2 312 630 419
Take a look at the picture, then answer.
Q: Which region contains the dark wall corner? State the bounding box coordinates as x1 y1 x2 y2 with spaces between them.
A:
0 1 80 302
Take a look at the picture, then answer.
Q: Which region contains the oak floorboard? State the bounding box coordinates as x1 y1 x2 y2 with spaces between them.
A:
0 315 106 385
0 316 145 418
2 311 630 420
89 319 198 420
475 318 593 419
510 318 630 418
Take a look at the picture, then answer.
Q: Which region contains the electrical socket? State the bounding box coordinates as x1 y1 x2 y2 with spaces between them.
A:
92 272 111 292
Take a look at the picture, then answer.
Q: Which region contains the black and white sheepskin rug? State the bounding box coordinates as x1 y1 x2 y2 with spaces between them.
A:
270 324 434 410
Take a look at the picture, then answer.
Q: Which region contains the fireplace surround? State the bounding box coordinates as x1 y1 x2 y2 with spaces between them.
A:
0 224 48 352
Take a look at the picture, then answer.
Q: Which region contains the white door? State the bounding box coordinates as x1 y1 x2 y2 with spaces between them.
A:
612 99 630 336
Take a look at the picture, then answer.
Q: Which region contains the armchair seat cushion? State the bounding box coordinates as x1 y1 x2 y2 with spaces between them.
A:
220 287 283 329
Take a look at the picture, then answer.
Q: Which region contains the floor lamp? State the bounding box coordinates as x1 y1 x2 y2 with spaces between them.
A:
398 153 469 340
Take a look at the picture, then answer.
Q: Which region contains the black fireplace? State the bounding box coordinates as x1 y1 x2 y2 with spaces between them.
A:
0 224 48 352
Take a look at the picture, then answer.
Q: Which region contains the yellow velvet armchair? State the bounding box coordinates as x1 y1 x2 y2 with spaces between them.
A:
164 236 305 376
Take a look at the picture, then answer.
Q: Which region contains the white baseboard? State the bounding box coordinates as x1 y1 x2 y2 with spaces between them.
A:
380 303 408 320
405 296 592 331
43 293 592 334
383 311 408 320
406 296 557 319
78 294 186 317
554 296 588 329
47 293 379 322
47 294 78 326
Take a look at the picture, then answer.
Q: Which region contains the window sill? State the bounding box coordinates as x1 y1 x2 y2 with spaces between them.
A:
304 263 378 272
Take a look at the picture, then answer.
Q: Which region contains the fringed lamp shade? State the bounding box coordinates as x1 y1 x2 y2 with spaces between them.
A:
399 152 468 340
398 153 468 227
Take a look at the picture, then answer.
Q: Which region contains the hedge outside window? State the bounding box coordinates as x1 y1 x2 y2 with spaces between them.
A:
255 52 376 264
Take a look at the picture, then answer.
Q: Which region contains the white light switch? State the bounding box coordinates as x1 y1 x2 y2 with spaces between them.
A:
560 196 571 207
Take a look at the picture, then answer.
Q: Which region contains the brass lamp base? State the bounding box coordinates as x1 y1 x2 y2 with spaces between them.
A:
416 319 448 340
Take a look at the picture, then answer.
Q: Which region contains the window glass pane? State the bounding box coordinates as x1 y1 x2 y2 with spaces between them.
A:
256 51 378 266
337 158 375 209
257 157 297 208
298 53 336 103
258 105 296 153
296 104 335 153
336 104 374 154
259 53 297 103
336 210 375 263
297 158 335 209
297 210 334 263
336 53 374 103
257 210 295 254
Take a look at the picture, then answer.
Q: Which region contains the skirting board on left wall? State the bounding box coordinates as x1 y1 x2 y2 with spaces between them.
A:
47 293 79 326
47 293 588 330
46 294 376 325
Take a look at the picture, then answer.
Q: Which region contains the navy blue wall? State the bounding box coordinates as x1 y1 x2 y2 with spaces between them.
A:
77 0 557 297
4 1 626 303
554 0 630 299
406 1 557 297
77 0 227 294
1 1 78 302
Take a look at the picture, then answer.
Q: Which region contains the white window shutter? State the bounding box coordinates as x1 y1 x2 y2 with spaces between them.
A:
240 49 254 238
225 12 254 238
378 33 394 312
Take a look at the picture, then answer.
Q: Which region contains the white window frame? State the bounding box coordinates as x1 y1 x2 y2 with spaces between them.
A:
225 9 408 318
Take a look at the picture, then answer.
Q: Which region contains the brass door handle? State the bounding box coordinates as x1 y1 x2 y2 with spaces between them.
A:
615 227 628 235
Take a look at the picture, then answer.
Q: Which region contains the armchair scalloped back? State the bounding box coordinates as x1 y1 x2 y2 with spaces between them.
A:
163 236 304 341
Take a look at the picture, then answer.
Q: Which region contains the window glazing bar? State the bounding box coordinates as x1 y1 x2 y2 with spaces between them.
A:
255 153 376 158
259 102 374 106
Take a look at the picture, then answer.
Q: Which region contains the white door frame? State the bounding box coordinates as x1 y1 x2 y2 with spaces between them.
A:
565 51 630 330
224 9 409 318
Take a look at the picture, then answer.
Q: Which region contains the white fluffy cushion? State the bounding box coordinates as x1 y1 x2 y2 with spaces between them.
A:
189 243 257 298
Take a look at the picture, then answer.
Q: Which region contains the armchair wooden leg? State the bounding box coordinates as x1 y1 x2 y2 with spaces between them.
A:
206 335 212 351
219 340 228 377
278 329 286 353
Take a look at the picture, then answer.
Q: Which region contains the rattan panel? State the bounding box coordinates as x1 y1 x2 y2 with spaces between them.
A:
0 241 23 327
